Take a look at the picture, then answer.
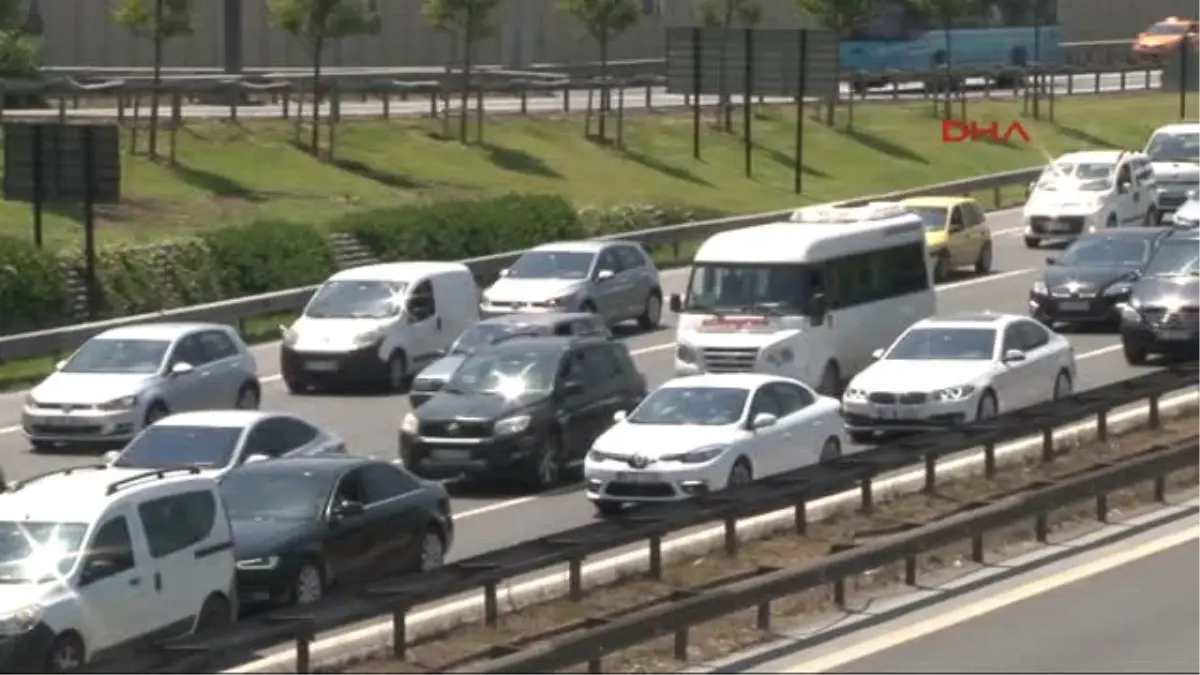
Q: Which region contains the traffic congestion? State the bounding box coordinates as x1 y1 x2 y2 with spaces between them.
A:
0 123 1196 672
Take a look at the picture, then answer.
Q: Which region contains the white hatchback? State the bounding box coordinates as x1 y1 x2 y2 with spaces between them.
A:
584 373 846 516
842 312 1077 442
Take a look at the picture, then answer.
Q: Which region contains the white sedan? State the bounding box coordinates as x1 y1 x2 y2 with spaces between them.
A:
584 373 847 516
841 312 1077 442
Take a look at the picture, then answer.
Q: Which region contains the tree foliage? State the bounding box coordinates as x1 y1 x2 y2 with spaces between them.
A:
0 0 40 80
559 0 641 141
111 0 194 40
913 0 975 119
421 0 499 142
794 0 870 127
698 0 761 131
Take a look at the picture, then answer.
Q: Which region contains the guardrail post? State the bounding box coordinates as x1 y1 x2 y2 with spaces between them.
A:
833 577 846 607
971 533 984 563
794 501 807 535
984 441 997 478
569 557 583 601
724 516 738 555
649 535 663 579
923 451 937 494
904 556 917 585
1148 395 1161 429
484 582 499 626
392 608 407 659
859 478 874 513
295 622 313 674
588 656 603 673
756 601 771 630
673 627 689 661
1154 474 1168 502
992 185 1000 208
1096 409 1108 441
1041 427 1054 462
1095 492 1108 523
1035 512 1049 542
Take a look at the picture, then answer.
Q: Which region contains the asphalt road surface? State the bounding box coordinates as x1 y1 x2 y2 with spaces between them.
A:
12 70 1160 120
0 207 1180 562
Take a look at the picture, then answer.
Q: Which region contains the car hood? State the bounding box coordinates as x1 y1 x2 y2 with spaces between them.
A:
231 518 322 559
0 579 70 611
1150 161 1200 184
1173 199 1200 223
415 355 467 383
1042 265 1137 294
485 277 586 304
592 423 742 462
1131 276 1200 307
851 359 995 392
30 372 155 405
1024 186 1102 213
290 316 391 352
418 389 548 422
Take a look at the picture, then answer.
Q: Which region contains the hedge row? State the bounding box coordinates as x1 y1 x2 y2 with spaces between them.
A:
0 195 726 334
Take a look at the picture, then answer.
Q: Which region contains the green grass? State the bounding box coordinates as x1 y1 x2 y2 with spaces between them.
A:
1 91 1194 253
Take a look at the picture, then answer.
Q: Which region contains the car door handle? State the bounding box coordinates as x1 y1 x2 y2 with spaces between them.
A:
129 577 141 587
154 571 162 592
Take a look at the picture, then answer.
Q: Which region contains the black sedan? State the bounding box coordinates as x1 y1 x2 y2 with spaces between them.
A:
1118 229 1200 364
220 455 454 607
1028 227 1174 327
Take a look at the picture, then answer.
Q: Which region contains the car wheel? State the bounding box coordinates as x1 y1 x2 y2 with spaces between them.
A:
933 253 951 283
1023 236 1040 249
594 500 624 517
1106 213 1118 229
384 352 407 393
847 429 875 444
235 382 260 410
817 361 842 398
195 594 233 634
291 560 325 606
1052 370 1073 401
45 632 85 673
1122 338 1148 365
974 242 993 275
282 374 309 395
726 458 753 489
818 437 842 463
638 292 662 330
418 529 445 572
975 391 998 421
527 433 563 491
1144 207 1157 227
144 401 169 427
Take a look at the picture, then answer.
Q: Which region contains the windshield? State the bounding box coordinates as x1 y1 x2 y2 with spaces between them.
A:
906 206 949 230
507 251 594 280
113 426 244 469
221 472 329 521
1145 21 1187 35
446 347 558 396
1039 161 1114 189
61 338 170 375
1060 237 1152 267
1145 132 1200 164
684 263 813 314
1143 240 1200 276
0 521 88 584
627 387 748 425
450 323 535 355
304 280 407 319
886 327 997 361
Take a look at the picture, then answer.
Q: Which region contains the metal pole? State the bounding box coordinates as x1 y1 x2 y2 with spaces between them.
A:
692 28 702 161
743 28 752 178
794 30 808 195
224 0 244 75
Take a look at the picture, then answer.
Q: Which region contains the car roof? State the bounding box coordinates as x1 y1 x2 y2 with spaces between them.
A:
226 454 373 481
0 466 215 523
900 196 973 208
482 312 599 327
529 240 611 254
1054 150 1130 163
329 261 468 283
909 312 1018 330
658 373 802 390
151 410 279 428
477 334 610 353
1151 122 1200 136
96 322 224 341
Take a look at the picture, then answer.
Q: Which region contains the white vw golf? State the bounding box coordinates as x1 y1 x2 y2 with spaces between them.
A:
841 312 1077 442
583 373 846 516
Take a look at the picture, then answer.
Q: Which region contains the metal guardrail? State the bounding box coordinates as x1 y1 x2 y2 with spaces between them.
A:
76 365 1198 673
0 167 1042 364
469 435 1199 673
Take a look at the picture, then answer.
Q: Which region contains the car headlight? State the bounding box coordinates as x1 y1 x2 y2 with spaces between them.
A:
493 415 531 436
400 412 419 435
1030 280 1048 295
352 327 386 348
843 387 868 403
281 326 299 347
0 604 42 636
23 394 40 408
676 344 697 363
1117 303 1143 323
587 449 620 463
933 385 976 402
236 556 281 571
1103 283 1132 297
97 395 138 411
545 293 576 308
662 444 728 464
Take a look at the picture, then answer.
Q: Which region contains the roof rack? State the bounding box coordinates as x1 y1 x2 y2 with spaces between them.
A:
9 464 110 492
105 466 202 496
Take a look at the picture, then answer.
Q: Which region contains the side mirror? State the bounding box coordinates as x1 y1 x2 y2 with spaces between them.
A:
612 409 628 423
278 323 288 335
331 500 365 519
948 221 964 233
871 347 885 361
102 450 120 464
808 293 828 326
1118 181 1131 194
750 413 777 430
245 454 270 464
81 557 116 584
1045 256 1058 265
596 269 615 281
498 267 510 278
53 360 66 371
669 294 683 313
170 362 194 376
1002 348 1026 363
1187 188 1198 200
561 380 585 397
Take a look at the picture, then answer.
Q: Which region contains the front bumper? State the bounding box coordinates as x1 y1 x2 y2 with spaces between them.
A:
841 397 975 432
21 404 139 444
479 300 571 318
1024 213 1095 239
235 562 299 607
1156 187 1193 213
1120 314 1200 354
280 343 385 388
399 431 543 481
1029 293 1126 324
584 461 718 503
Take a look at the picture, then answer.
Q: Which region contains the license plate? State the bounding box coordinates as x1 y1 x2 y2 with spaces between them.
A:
1048 222 1074 232
432 449 472 462
616 471 663 483
1058 300 1090 312
304 360 338 372
1156 328 1190 341
873 406 915 420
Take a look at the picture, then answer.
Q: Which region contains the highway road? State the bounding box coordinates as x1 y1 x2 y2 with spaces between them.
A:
12 70 1160 120
0 207 1180 562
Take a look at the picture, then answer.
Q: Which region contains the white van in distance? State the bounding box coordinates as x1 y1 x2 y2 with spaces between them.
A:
669 202 937 395
280 262 480 393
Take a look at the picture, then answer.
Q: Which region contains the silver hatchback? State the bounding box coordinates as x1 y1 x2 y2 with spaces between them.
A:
480 241 664 329
22 322 261 450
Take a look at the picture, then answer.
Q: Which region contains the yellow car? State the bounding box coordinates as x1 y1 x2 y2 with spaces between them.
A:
901 196 993 283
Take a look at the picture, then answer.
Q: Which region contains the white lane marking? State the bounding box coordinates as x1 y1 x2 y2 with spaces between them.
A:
779 526 1200 673
991 226 1023 237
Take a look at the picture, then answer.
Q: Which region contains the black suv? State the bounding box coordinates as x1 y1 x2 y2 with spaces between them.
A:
399 336 647 490
1118 228 1200 364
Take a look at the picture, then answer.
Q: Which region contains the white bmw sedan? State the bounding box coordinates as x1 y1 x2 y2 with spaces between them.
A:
584 373 846 516
842 312 1077 442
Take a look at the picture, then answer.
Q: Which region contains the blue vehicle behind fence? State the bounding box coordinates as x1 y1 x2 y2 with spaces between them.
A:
840 0 1065 89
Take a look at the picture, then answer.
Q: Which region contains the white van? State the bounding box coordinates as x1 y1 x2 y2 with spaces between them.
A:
280 262 480 393
1143 123 1200 219
669 202 937 395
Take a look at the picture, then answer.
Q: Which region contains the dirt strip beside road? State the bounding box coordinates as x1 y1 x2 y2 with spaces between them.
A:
337 412 1199 674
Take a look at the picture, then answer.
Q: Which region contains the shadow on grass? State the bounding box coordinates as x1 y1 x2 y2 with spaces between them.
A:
839 129 930 164
330 157 425 190
751 142 829 177
619 149 711 187
1050 123 1117 149
482 143 562 178
169 162 269 202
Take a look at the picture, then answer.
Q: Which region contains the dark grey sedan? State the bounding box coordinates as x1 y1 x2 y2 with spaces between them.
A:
408 313 610 407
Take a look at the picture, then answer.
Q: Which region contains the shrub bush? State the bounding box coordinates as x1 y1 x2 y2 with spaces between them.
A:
578 203 727 237
0 235 67 331
200 219 337 297
95 238 225 317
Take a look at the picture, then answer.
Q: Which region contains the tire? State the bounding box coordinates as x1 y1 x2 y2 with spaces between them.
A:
847 429 875 444
1144 208 1158 227
816 361 842 398
144 401 170 428
974 242 993 275
235 382 260 410
195 594 233 634
291 560 325 606
417 529 446 572
383 352 407 393
1123 338 1148 365
933 253 951 283
818 437 842 463
975 390 998 422
44 632 85 673
1106 214 1118 229
637 292 663 330
1024 236 1040 249
1052 370 1073 401
282 374 308 395
526 433 563 491
594 500 624 517
726 458 753 489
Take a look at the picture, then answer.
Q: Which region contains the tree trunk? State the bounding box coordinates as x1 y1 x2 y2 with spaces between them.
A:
459 15 474 143
825 63 838 127
150 31 163 158
598 31 608 142
311 36 323 155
